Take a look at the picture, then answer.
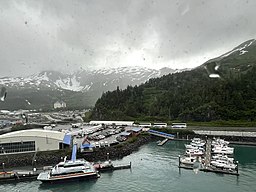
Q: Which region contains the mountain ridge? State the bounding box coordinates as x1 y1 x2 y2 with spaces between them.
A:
0 66 181 110
92 39 256 122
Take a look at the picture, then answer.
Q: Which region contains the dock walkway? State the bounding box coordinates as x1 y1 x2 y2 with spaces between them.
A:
148 130 174 139
204 138 212 167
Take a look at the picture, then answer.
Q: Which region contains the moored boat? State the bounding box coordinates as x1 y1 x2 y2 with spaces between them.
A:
210 159 237 170
37 144 100 183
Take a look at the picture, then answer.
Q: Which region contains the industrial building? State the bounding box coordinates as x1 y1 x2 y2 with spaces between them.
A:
0 129 71 155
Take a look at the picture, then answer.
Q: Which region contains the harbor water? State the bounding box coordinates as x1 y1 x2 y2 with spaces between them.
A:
1 141 256 192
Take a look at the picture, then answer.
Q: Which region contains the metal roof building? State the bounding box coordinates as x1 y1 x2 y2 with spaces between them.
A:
0 129 71 155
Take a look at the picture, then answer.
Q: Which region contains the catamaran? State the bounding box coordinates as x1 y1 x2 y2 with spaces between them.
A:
37 144 100 183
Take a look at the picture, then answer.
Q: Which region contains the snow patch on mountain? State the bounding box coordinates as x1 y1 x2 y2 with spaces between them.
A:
221 39 255 58
0 66 180 93
55 76 84 92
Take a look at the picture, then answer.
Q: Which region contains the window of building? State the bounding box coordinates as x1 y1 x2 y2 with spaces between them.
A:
0 141 35 154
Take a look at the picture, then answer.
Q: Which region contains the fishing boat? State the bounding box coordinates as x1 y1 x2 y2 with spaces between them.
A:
37 144 100 183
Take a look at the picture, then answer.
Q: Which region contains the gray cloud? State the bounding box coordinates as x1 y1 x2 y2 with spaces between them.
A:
0 0 256 77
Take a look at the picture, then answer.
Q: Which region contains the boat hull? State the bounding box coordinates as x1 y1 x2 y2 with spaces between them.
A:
38 172 100 183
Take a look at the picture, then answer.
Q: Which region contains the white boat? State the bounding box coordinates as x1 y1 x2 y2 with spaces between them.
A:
180 156 197 165
37 144 100 183
185 149 204 156
185 144 199 150
212 138 229 146
180 156 203 166
212 154 234 163
190 138 205 147
212 146 234 155
211 159 237 170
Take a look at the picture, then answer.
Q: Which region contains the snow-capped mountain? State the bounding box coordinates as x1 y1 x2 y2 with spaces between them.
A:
0 66 181 110
0 66 178 93
201 39 256 78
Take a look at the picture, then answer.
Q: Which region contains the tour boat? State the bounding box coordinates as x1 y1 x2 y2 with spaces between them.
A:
37 144 100 183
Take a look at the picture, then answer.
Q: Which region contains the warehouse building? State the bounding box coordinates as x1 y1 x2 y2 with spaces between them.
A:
0 129 71 155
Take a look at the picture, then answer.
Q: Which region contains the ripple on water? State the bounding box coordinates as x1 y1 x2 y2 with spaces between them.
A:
0 141 256 192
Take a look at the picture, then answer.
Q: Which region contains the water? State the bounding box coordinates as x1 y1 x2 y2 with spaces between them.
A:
1 141 256 192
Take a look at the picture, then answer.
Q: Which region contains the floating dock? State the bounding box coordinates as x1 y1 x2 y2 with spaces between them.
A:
0 170 40 183
0 162 132 183
93 162 132 172
158 138 169 146
178 163 239 176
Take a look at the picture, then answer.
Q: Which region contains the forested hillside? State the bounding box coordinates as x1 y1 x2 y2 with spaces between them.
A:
92 39 256 122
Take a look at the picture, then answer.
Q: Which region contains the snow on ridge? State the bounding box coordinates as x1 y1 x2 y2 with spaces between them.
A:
247 39 256 47
54 76 83 92
239 50 248 55
221 40 255 58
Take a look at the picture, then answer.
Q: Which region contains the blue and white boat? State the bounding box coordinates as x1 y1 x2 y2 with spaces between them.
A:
37 144 100 183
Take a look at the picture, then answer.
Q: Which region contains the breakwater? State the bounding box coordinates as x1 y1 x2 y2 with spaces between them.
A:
0 135 152 168
1 131 256 169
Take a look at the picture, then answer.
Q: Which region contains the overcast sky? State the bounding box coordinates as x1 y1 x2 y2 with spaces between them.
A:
0 0 256 77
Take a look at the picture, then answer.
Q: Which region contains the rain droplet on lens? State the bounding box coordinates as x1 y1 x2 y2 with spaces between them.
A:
0 87 7 101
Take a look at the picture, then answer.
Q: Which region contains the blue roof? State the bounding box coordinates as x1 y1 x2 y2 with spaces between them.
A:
148 129 175 137
120 132 132 136
63 134 72 145
132 127 142 132
81 143 94 149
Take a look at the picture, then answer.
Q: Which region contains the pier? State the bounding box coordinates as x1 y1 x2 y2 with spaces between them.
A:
204 138 212 167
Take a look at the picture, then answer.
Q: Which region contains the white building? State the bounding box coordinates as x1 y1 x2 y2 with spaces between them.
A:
54 101 67 109
0 129 71 155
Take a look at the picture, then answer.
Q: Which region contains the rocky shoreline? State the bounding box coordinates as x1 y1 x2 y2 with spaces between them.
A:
0 134 153 169
1 132 256 169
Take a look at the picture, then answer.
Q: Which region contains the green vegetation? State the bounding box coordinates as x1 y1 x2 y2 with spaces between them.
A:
92 40 256 125
127 136 138 143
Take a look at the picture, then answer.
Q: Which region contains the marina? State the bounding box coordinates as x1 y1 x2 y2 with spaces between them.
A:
178 137 239 176
0 141 256 192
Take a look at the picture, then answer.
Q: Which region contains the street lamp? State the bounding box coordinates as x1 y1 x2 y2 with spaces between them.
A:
2 162 5 172
33 159 37 172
